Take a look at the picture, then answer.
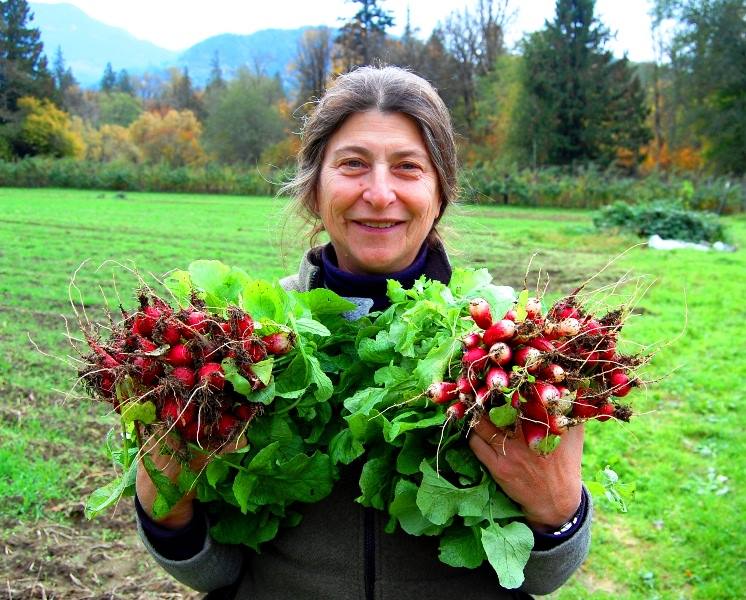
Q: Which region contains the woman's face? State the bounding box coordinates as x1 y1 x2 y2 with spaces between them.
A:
316 110 441 275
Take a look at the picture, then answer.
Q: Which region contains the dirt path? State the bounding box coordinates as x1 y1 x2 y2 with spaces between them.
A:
2 500 202 600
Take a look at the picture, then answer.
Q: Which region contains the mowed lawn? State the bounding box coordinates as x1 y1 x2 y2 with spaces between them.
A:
0 187 744 599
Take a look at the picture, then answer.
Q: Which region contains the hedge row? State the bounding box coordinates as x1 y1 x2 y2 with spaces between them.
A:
1 158 744 213
0 158 292 197
459 163 746 214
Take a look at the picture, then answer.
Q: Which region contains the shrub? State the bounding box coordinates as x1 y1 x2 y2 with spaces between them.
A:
593 200 727 243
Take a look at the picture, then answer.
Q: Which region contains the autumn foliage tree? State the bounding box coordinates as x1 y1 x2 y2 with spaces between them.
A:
129 109 206 167
13 95 84 157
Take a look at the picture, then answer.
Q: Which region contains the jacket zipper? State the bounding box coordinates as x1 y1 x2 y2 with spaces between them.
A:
364 507 375 600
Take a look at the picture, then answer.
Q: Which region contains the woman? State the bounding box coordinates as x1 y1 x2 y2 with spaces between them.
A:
136 66 591 599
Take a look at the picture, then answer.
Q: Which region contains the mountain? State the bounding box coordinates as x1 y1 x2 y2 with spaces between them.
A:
30 2 177 86
30 2 318 90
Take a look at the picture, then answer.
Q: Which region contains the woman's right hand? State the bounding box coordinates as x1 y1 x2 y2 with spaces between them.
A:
135 427 245 529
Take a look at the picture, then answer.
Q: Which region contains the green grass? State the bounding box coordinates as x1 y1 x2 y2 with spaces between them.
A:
1 187 744 599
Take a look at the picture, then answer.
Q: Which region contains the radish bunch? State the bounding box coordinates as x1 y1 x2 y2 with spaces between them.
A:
426 289 641 454
80 292 294 448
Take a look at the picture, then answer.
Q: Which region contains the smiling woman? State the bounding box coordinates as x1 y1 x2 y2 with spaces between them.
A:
317 110 441 274
133 66 592 600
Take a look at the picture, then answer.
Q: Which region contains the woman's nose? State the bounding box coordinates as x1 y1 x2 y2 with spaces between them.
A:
361 165 396 208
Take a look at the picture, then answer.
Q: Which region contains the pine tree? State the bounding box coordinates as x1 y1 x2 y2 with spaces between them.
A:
0 0 54 122
100 62 116 93
335 0 395 68
52 46 76 93
205 51 226 96
515 0 650 167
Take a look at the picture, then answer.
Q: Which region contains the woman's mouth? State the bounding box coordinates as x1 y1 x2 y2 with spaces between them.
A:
354 220 402 230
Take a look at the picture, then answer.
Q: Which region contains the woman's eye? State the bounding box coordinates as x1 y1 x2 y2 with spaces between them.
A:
342 159 365 169
398 162 421 172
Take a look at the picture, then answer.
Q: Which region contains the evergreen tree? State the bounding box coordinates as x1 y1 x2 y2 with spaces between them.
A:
52 46 76 93
115 69 134 95
515 0 650 167
100 62 116 92
205 51 226 95
0 0 54 122
335 0 394 68
171 67 205 121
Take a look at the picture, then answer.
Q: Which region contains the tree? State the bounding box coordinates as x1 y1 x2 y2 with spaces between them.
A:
293 27 333 109
440 1 512 131
203 69 286 165
115 69 134 95
654 0 746 174
98 91 142 127
168 67 205 121
129 109 206 167
100 62 116 93
0 0 54 123
514 0 650 167
205 51 226 96
335 0 394 69
13 95 84 157
52 46 76 94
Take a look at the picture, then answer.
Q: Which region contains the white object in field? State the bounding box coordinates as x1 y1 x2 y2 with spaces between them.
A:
648 235 736 252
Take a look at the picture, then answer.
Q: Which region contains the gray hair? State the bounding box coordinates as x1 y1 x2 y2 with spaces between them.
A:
281 65 458 243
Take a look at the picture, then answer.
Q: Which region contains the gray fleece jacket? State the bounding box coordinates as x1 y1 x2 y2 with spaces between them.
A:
136 246 592 599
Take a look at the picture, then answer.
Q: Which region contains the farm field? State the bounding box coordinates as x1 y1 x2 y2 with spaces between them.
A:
0 187 744 599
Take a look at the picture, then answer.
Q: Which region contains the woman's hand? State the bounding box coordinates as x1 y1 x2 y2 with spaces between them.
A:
135 426 245 529
468 416 584 532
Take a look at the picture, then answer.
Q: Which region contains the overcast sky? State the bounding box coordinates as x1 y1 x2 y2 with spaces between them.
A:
32 0 657 61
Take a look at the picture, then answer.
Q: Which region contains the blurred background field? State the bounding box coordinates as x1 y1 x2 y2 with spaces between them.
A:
0 187 743 599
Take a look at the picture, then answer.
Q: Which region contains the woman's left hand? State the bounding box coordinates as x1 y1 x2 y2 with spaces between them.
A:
468 416 584 532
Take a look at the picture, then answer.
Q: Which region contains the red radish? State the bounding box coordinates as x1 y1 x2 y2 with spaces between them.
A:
171 366 196 388
155 320 181 345
198 363 225 390
596 403 616 422
132 356 161 385
511 390 521 408
553 304 580 320
137 337 158 353
426 381 459 404
182 310 210 338
485 366 509 391
540 363 565 383
262 332 293 355
165 344 192 367
456 375 475 395
522 420 550 452
548 414 571 435
100 374 115 397
233 404 257 421
234 315 255 338
468 298 493 330
529 337 555 353
503 308 518 322
555 317 581 337
180 419 208 443
571 388 600 419
483 319 516 346
583 318 603 336
529 381 560 408
462 346 489 370
525 297 542 319
197 341 222 362
475 386 491 408
462 332 482 350
609 370 632 397
243 339 267 363
216 413 239 438
514 346 542 373
446 400 467 420
132 305 161 337
488 342 512 366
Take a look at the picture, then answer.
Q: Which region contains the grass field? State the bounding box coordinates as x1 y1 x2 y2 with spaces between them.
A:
1 187 744 599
